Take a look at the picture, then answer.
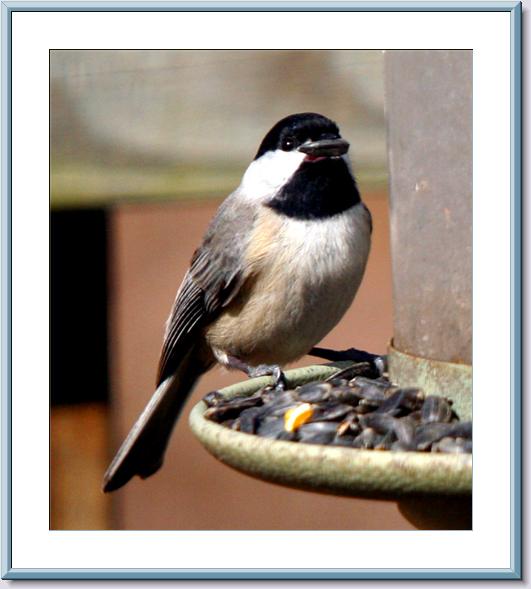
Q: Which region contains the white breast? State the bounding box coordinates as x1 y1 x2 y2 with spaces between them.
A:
208 202 372 366
279 203 371 290
272 204 371 346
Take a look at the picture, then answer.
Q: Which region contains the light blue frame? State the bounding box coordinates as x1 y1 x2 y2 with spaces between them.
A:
1 1 522 580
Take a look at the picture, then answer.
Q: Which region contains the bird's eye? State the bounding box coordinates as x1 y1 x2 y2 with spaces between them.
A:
281 136 296 151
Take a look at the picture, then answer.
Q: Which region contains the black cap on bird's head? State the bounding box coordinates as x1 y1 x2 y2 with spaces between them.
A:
255 112 350 161
247 113 360 220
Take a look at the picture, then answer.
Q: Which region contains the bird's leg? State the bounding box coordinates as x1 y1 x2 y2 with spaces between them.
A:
309 346 387 375
225 356 287 390
309 346 377 362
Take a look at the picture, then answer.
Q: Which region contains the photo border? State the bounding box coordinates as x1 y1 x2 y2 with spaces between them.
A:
1 1 522 580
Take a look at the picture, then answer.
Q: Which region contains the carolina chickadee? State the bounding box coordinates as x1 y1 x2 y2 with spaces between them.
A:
103 112 372 492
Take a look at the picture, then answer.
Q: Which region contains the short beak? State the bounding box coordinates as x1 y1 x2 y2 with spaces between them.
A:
298 138 350 157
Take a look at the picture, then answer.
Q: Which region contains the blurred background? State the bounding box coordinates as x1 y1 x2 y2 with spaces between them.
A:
50 50 410 530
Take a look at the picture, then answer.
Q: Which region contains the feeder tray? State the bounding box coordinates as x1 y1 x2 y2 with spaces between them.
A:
189 363 472 529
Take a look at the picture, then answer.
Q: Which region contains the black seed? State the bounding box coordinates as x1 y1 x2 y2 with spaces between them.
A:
337 413 360 437
352 428 379 449
256 417 295 440
415 422 456 450
326 377 349 387
421 395 453 423
239 406 264 434
261 385 287 404
449 421 472 439
203 393 263 422
298 422 338 445
202 390 224 407
331 434 358 446
309 402 353 422
393 416 416 448
203 407 227 423
407 410 423 423
391 440 413 452
432 436 472 454
461 440 473 453
373 376 395 387
357 374 384 388
203 365 472 456
355 399 382 414
296 382 332 403
260 391 299 417
330 385 362 405
375 388 424 416
360 413 396 435
374 430 397 450
352 376 392 391
352 382 386 403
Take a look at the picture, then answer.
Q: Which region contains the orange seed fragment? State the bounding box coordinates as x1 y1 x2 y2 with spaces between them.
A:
284 403 314 432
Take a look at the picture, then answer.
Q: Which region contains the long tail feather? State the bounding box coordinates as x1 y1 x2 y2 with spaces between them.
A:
103 349 208 493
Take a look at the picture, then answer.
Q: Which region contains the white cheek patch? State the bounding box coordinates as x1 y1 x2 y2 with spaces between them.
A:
240 149 306 202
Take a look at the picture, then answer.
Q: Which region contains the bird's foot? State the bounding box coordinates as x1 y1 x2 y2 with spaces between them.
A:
309 346 387 376
226 356 287 390
247 364 287 390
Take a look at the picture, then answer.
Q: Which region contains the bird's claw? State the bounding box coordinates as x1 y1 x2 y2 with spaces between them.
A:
248 364 287 390
309 346 388 376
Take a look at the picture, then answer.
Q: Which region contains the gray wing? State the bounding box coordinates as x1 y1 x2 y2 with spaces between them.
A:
156 192 257 385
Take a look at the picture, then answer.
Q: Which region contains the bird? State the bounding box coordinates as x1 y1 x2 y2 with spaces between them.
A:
103 112 372 492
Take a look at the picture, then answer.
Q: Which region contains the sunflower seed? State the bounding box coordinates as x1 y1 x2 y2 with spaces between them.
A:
298 422 338 445
421 395 454 423
203 361 472 455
